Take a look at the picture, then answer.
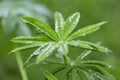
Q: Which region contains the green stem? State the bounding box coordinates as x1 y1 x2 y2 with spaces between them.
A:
63 54 71 66
63 55 68 66
16 52 28 80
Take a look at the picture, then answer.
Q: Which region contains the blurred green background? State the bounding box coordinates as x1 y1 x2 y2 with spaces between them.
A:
0 0 120 80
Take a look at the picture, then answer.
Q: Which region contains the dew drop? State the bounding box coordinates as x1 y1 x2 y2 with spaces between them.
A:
89 47 93 49
33 47 41 55
82 34 86 36
108 65 112 68
73 41 78 46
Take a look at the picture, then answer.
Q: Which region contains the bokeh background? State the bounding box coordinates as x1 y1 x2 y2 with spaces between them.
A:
0 0 120 80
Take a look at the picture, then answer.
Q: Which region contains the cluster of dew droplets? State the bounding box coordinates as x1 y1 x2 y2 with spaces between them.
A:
60 19 64 28
57 41 63 54
63 44 68 54
102 46 111 54
68 12 80 24
80 50 92 59
24 46 42 67
26 47 42 64
33 47 41 55
76 29 86 37
26 45 42 63
95 44 110 54
70 41 79 46
55 13 64 33
55 21 59 33
38 42 58 59
89 70 104 80
32 43 48 57
57 41 68 55
39 44 51 57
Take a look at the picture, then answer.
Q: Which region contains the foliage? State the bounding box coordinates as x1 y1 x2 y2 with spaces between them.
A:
0 0 51 36
9 12 115 80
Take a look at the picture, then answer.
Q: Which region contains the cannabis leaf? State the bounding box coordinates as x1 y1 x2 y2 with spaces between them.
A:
9 12 111 65
0 0 51 36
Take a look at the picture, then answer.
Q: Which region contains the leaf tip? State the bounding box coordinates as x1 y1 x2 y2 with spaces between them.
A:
104 48 112 54
98 21 108 26
74 12 80 18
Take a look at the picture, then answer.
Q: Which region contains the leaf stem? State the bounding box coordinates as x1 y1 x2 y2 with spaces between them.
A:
16 52 28 80
63 55 68 66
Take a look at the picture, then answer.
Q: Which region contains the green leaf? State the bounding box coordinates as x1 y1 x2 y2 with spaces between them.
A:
52 66 66 75
11 36 52 44
80 41 111 54
75 50 92 64
66 21 108 41
24 43 48 67
21 17 58 41
11 40 39 44
55 12 64 39
76 67 91 80
57 44 68 55
41 69 58 80
67 41 93 50
36 43 58 64
60 66 72 80
68 40 111 53
78 50 92 60
9 42 46 54
87 69 104 80
81 60 111 68
86 65 116 80
71 68 80 80
24 53 35 68
62 12 80 40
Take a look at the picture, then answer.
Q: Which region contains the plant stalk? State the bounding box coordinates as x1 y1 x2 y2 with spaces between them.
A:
16 52 28 80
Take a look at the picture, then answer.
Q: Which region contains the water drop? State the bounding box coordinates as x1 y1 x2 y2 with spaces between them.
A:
82 34 86 36
33 47 40 55
73 41 78 46
108 65 112 68
90 47 93 49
